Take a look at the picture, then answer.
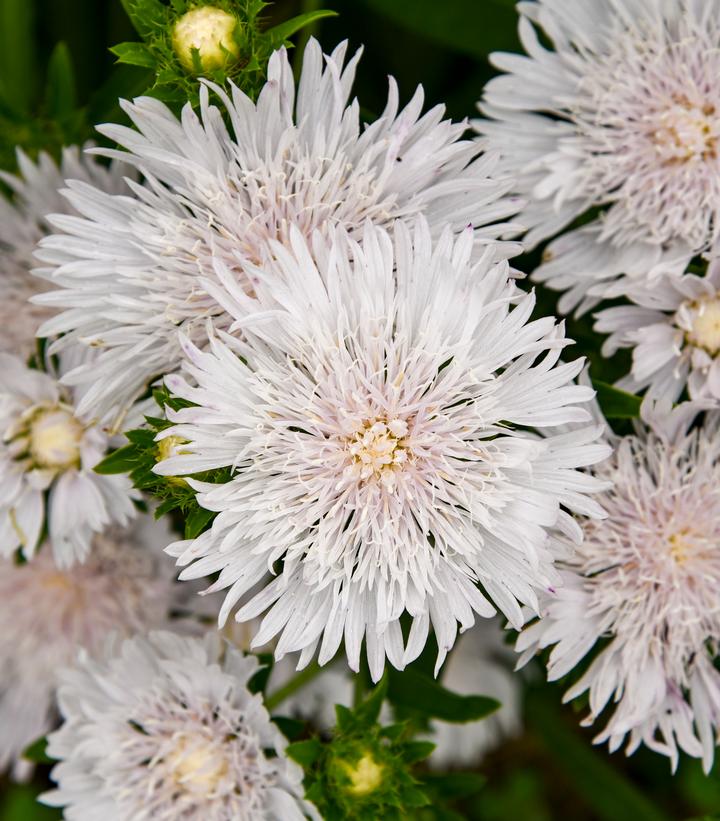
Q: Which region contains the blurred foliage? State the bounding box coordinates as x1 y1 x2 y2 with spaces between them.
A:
1 1 720 820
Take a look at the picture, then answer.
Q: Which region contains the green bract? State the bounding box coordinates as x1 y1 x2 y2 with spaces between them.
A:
113 0 336 104
287 681 433 821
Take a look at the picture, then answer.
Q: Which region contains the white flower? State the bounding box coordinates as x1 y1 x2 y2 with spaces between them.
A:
517 401 720 772
0 516 187 780
595 254 720 402
43 631 316 821
429 618 522 769
0 146 129 359
0 352 137 565
476 0 720 313
154 218 609 682
34 37 522 422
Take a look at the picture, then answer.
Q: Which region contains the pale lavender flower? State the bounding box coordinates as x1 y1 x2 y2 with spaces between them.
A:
518 401 720 771
154 218 609 682
476 0 720 313
0 146 129 359
43 631 315 821
0 351 137 565
0 516 184 780
34 38 522 422
596 254 720 402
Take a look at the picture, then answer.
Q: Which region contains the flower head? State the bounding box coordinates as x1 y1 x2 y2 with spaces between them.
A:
0 146 128 359
154 219 609 681
596 254 720 402
43 631 314 821
35 38 521 421
0 516 185 779
517 401 720 771
0 352 137 565
476 0 720 312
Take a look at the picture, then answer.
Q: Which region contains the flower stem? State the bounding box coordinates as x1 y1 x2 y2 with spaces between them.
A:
265 662 323 712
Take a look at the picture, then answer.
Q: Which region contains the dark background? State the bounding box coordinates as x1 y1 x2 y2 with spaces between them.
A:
0 1 717 818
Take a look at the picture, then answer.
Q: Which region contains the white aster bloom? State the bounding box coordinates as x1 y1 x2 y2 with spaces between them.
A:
154 218 609 682
43 631 315 821
0 352 137 565
429 618 522 769
595 254 720 402
34 37 522 422
0 516 186 780
476 0 720 313
517 401 720 771
0 146 128 359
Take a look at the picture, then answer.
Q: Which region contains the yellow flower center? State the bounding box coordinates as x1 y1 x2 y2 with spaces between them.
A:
685 296 720 355
344 418 409 490
28 405 84 470
343 753 384 797
172 6 239 73
654 100 720 164
166 734 230 796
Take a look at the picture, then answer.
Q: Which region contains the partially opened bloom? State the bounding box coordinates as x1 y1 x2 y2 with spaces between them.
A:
517 402 720 771
0 516 184 780
0 352 136 565
43 631 315 821
0 146 128 359
155 219 609 681
34 37 521 421
595 254 720 402
476 0 720 313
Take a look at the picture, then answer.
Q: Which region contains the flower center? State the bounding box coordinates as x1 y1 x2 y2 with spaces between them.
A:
667 527 713 568
684 296 720 355
342 753 384 797
343 418 409 490
26 405 84 470
653 100 720 164
166 734 230 797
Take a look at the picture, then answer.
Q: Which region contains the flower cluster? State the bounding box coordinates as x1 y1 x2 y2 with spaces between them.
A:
3 1 720 815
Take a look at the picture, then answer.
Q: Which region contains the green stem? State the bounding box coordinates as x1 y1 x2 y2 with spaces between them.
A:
265 661 323 712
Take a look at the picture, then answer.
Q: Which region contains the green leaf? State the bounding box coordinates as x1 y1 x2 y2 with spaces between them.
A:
110 41 157 69
247 652 273 695
593 380 642 419
45 42 77 118
398 740 435 764
120 0 167 41
184 504 215 539
93 444 139 475
388 667 500 723
362 0 519 59
267 10 338 47
0 0 37 113
1 785 61 820
272 716 306 741
22 735 52 764
354 676 388 726
287 738 324 767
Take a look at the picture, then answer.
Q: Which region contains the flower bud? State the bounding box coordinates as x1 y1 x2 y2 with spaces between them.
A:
172 6 239 73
